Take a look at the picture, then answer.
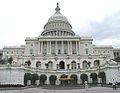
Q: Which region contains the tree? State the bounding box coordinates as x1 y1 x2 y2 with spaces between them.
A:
8 57 13 64
39 74 47 85
90 73 98 83
98 71 106 84
49 75 57 85
80 74 88 84
114 57 120 62
31 74 39 85
0 59 5 64
24 73 32 86
70 74 78 85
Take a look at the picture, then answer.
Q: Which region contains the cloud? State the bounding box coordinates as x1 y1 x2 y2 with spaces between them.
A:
78 11 120 48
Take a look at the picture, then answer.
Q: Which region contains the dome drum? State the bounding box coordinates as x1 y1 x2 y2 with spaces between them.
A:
44 22 72 31
41 30 75 36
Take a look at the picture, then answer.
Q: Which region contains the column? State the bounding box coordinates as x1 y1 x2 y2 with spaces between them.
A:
50 41 51 54
38 42 41 54
61 41 64 54
55 41 58 55
70 41 72 54
47 41 49 54
41 41 43 54
68 41 70 54
79 41 80 55
76 41 78 55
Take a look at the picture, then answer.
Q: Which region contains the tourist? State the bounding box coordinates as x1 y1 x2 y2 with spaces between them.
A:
84 81 88 90
112 79 117 90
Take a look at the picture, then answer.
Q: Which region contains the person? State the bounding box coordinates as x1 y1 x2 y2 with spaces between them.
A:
112 79 117 90
84 81 88 91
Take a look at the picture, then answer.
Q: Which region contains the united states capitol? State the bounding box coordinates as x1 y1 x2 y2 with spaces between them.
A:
0 3 120 86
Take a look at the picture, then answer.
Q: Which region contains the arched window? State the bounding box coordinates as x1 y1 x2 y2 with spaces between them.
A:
30 49 34 55
36 61 41 68
48 61 53 69
71 61 76 69
59 61 65 69
82 60 87 68
94 60 100 67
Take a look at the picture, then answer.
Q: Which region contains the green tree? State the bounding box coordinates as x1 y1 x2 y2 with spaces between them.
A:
0 59 5 64
49 75 57 85
24 73 32 86
40 74 47 85
98 71 106 84
80 74 88 84
8 57 13 64
31 74 39 85
70 74 78 85
90 73 98 83
115 57 120 62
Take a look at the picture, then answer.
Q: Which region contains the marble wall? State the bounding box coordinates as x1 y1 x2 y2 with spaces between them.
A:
0 67 25 85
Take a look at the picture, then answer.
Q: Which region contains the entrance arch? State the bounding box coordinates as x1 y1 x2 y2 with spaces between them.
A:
98 71 106 84
90 73 98 84
49 75 57 85
70 74 78 85
39 74 47 85
59 61 65 69
80 74 88 84
60 74 68 85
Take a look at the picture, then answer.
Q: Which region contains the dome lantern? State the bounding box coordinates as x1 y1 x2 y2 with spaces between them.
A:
55 2 60 14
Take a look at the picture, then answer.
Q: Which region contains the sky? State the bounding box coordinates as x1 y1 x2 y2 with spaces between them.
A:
0 0 120 49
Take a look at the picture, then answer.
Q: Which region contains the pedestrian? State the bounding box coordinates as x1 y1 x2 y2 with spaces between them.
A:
84 81 88 91
112 79 117 90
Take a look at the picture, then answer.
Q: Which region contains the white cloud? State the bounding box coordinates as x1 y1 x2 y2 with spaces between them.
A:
79 11 120 48
0 0 120 49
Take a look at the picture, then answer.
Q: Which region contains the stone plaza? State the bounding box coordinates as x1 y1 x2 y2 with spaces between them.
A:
0 87 120 93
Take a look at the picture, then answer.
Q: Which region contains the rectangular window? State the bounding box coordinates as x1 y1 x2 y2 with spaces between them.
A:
58 49 61 54
85 49 88 54
64 49 67 54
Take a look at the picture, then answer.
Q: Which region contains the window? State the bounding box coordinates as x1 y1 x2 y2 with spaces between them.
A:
72 49 76 54
58 49 61 54
94 60 100 67
36 61 41 68
71 61 76 69
64 49 67 54
83 61 87 68
30 49 33 55
48 61 53 69
85 49 88 54
31 44 33 46
43 49 47 55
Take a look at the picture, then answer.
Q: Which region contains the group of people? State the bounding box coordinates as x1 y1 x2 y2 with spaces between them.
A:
84 79 118 91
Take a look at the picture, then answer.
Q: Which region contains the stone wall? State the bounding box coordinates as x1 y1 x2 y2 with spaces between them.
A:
0 67 25 85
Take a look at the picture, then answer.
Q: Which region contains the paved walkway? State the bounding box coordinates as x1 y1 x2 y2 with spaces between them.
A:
0 87 120 93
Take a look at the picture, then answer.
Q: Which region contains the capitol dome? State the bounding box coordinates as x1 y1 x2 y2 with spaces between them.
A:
48 11 68 23
41 3 75 36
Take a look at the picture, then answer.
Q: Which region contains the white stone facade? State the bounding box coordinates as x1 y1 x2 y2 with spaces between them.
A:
1 3 120 85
